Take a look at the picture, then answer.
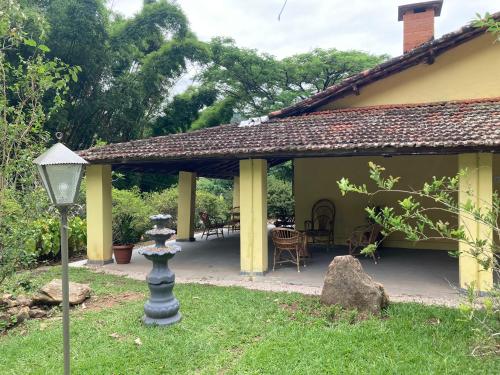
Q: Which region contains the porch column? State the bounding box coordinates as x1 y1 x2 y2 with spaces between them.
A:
86 164 113 265
233 176 240 208
177 171 196 242
458 153 493 292
239 159 268 275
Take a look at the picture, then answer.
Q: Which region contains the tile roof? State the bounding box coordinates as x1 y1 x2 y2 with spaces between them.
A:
80 98 500 164
269 11 500 118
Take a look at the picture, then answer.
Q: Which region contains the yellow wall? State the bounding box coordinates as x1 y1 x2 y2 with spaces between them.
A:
86 164 113 264
294 155 458 250
321 34 500 109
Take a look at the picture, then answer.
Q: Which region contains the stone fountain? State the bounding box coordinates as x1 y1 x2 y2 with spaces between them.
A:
137 214 182 326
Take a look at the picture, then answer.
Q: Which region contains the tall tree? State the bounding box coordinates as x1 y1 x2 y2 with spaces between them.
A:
35 0 208 149
154 38 389 134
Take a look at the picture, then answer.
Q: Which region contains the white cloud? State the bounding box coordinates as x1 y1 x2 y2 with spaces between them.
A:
108 0 497 57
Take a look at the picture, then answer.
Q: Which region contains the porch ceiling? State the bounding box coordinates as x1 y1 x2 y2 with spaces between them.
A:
111 157 289 179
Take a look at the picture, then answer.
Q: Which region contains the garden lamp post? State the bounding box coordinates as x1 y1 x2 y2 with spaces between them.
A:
34 142 88 375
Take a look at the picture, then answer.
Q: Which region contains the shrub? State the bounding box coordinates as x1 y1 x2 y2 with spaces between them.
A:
112 188 153 245
148 187 179 223
195 190 230 227
267 175 294 219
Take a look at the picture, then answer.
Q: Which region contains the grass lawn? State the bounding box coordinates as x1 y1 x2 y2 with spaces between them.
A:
0 267 498 374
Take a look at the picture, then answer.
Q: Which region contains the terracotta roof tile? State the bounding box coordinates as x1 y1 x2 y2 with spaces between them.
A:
80 98 500 163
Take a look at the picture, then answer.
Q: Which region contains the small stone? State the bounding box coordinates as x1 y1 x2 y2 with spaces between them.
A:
29 307 48 319
320 255 389 315
33 279 91 305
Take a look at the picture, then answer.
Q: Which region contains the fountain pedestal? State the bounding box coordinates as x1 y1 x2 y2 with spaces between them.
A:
138 215 181 326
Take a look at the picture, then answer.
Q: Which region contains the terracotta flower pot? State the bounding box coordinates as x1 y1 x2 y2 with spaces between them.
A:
113 244 134 264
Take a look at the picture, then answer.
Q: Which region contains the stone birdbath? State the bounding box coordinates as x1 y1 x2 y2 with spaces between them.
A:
137 214 182 326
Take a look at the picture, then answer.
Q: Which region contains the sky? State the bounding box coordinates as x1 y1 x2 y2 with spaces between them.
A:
108 0 497 58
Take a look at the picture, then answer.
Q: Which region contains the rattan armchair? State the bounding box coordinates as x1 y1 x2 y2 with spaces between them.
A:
346 223 383 264
271 228 307 272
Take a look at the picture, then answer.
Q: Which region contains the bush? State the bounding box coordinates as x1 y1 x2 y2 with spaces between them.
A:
195 190 230 228
26 216 87 259
267 175 294 219
148 187 179 223
112 188 153 245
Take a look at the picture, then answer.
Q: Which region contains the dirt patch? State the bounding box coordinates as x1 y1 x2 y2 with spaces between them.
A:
79 292 144 312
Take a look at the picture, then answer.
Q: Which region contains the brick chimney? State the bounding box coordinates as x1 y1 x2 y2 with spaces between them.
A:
398 1 443 53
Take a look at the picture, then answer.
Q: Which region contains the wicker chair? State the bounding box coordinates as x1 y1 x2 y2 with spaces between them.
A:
304 199 336 249
271 228 306 272
199 212 225 240
346 223 383 264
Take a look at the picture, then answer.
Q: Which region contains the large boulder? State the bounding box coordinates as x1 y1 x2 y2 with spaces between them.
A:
320 255 389 315
33 279 91 305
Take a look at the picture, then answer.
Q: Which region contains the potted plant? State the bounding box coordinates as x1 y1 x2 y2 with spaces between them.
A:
111 188 152 264
112 213 141 264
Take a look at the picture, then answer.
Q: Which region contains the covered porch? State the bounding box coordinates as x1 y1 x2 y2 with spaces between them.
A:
79 99 500 294
83 229 460 304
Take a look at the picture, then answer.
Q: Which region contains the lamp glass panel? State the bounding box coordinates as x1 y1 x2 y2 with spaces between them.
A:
44 164 82 205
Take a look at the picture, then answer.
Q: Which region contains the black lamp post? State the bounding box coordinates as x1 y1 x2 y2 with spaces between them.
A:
34 142 88 375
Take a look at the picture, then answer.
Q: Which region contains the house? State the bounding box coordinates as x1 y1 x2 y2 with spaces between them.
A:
80 1 500 292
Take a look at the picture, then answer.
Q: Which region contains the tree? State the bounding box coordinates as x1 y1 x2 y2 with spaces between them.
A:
30 0 209 149
191 38 388 125
0 0 77 284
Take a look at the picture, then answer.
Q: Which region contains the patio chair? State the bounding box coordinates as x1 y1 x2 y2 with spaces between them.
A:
199 212 225 240
346 223 384 264
304 199 335 250
226 206 240 233
271 228 307 272
273 214 295 229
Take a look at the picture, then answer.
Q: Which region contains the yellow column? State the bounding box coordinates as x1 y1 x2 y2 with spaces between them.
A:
458 153 493 292
240 159 268 275
233 176 240 208
177 171 196 242
86 164 113 265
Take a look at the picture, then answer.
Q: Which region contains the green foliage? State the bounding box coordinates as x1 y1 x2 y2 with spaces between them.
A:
147 179 232 229
148 187 179 222
34 0 209 149
0 3 75 284
474 13 500 42
151 86 218 135
195 190 229 225
194 38 388 120
25 216 87 258
267 175 294 219
112 188 153 245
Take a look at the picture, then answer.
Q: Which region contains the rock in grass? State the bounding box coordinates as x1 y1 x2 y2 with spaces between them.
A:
320 255 389 315
33 279 91 305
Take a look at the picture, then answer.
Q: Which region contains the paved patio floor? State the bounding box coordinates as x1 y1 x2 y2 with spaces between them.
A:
74 229 462 306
